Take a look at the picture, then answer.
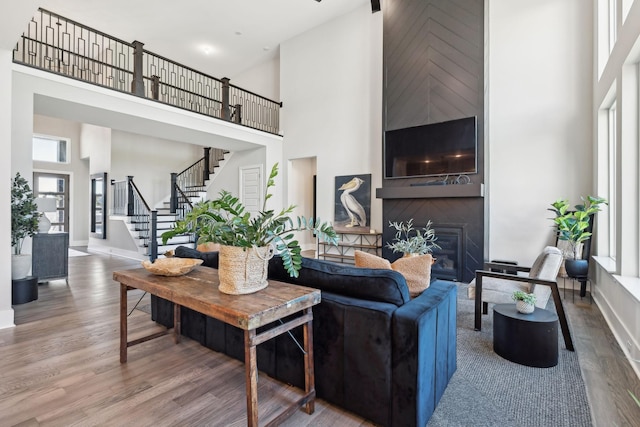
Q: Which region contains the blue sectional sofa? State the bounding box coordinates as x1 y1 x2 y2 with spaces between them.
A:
151 247 457 427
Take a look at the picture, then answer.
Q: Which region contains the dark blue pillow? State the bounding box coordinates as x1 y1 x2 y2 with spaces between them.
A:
268 256 410 307
174 246 219 268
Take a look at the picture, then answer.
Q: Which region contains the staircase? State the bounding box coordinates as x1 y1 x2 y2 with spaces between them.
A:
152 188 208 256
114 148 229 259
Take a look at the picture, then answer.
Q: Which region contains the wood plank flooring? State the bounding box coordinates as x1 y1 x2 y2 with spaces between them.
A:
1 250 639 426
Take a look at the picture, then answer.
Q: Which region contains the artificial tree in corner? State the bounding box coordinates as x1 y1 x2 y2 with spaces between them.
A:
11 172 39 279
162 163 338 294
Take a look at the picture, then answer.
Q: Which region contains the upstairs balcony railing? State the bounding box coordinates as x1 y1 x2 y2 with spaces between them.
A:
13 8 282 135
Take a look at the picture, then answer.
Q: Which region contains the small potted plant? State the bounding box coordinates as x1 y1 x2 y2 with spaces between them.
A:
11 172 40 279
512 290 536 314
162 163 338 294
386 218 440 257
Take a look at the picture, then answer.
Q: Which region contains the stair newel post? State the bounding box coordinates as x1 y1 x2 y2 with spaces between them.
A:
203 147 211 183
150 210 158 261
170 173 178 214
221 77 230 121
131 40 145 97
126 176 135 217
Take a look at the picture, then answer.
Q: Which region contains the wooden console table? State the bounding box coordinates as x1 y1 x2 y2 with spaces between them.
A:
113 267 320 427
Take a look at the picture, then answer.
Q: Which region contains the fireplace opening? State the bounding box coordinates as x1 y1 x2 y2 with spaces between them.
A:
430 226 464 282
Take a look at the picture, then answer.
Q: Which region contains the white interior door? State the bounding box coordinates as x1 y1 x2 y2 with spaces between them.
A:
240 165 263 217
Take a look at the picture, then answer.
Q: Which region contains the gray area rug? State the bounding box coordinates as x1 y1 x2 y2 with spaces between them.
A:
428 285 592 427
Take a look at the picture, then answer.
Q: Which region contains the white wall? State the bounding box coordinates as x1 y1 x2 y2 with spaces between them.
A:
487 0 594 265
280 4 383 232
33 115 91 246
206 147 266 199
0 49 14 328
81 123 111 175
232 56 281 102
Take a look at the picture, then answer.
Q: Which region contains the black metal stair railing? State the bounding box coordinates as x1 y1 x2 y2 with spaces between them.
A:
111 176 158 261
170 147 227 215
13 8 282 135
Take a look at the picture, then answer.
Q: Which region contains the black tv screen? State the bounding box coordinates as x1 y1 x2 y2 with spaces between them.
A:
384 116 478 179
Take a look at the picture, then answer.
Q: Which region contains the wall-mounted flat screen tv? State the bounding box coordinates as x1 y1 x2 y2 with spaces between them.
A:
384 116 478 179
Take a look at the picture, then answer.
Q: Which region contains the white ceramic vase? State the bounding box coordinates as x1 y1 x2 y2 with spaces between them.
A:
11 254 32 280
516 300 535 314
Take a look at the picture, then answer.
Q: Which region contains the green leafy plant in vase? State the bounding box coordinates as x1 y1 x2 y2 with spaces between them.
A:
512 290 536 314
386 218 440 257
11 172 40 279
549 196 607 297
549 195 607 261
162 163 338 294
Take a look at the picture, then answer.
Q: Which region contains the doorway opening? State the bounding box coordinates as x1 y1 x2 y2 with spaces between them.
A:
33 172 70 232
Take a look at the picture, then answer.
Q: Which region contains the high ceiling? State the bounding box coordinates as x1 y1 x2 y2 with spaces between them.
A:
21 0 370 78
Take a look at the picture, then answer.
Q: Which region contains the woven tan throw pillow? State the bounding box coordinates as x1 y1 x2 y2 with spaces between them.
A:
355 250 393 269
354 250 432 297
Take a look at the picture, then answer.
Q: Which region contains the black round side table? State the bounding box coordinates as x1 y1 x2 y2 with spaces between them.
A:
493 303 558 368
12 276 38 305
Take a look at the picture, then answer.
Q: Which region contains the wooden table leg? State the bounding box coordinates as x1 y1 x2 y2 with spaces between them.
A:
245 329 258 427
303 308 315 414
174 303 181 344
120 283 127 363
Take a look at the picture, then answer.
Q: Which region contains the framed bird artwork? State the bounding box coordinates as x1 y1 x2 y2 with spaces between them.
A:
334 174 371 232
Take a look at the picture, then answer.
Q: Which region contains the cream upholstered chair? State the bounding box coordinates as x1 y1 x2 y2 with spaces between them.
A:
467 246 574 351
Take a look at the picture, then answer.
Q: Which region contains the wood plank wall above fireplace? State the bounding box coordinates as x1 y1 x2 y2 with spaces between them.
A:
380 0 485 283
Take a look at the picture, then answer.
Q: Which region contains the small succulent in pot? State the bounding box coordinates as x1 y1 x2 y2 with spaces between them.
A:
512 290 536 314
512 290 536 305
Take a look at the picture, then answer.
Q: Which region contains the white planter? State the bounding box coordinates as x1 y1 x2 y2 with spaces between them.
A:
11 254 32 280
516 300 535 314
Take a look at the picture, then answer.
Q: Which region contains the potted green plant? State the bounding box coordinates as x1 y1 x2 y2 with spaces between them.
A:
512 290 536 314
549 195 607 261
386 218 440 256
11 172 40 279
549 196 607 287
161 163 338 294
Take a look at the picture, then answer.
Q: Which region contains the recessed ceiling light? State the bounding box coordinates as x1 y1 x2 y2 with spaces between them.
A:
263 46 270 51
200 44 215 55
235 31 242 36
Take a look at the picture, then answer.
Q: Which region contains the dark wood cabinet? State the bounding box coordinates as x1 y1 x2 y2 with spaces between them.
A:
32 232 69 283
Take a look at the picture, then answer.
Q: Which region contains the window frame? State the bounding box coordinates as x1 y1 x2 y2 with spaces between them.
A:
32 133 70 164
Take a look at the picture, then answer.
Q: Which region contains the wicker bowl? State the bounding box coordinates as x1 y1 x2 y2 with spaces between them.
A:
141 258 203 276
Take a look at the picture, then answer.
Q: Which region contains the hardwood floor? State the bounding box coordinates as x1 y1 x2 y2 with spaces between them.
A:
2 250 639 426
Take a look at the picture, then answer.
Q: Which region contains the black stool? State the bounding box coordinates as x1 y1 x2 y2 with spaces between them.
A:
12 276 38 305
493 303 558 368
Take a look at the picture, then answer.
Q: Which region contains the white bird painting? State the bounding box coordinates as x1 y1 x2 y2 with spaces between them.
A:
338 177 367 228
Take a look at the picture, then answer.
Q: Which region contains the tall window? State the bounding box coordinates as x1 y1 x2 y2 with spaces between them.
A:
609 0 617 53
608 103 617 260
33 135 69 163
